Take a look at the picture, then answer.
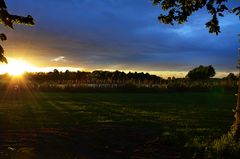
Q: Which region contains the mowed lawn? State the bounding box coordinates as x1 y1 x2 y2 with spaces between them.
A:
0 90 236 159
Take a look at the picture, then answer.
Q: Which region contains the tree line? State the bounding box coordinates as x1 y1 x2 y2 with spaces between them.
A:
22 65 237 82
0 65 237 92
23 69 163 85
0 65 237 84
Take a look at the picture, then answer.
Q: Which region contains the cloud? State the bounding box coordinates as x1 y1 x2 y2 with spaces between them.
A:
51 56 67 62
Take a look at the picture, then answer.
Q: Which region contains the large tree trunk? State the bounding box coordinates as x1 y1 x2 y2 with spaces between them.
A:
232 82 240 139
232 48 240 139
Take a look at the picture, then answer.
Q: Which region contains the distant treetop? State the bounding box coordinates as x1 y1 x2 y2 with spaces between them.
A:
186 65 216 80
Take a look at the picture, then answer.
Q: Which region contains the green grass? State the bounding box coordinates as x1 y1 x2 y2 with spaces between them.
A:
0 90 236 158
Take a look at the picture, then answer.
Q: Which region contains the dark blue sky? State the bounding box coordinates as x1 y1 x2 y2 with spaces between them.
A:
2 0 240 77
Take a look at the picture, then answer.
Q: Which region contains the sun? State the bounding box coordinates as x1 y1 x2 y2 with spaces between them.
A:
6 59 32 76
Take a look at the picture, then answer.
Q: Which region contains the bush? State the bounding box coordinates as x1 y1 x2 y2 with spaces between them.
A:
211 132 240 159
186 132 240 159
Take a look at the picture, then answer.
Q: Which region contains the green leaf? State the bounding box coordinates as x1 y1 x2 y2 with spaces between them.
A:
0 33 7 41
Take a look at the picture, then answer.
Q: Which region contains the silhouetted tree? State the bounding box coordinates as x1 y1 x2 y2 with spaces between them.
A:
224 73 237 80
0 0 34 63
53 69 60 81
152 0 240 35
186 65 216 80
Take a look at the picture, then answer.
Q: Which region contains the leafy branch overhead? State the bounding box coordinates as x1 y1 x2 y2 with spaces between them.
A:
152 0 240 35
0 0 34 63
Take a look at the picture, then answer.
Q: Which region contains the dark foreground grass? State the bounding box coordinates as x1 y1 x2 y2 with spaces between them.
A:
0 90 236 158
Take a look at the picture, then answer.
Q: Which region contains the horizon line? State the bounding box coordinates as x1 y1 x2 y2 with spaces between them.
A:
0 66 237 79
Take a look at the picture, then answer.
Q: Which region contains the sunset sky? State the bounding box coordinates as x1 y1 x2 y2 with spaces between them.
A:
0 0 239 78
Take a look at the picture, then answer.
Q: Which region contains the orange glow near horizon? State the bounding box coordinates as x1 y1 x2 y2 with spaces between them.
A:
2 58 36 76
0 58 84 76
8 59 30 76
0 58 232 79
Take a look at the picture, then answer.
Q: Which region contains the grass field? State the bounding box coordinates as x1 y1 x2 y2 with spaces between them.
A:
0 89 236 159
